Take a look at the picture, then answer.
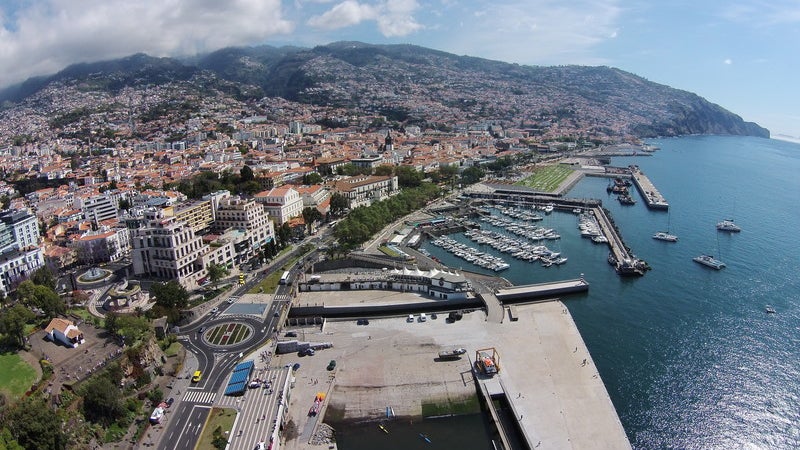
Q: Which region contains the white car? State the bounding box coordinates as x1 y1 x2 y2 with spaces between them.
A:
211 307 219 314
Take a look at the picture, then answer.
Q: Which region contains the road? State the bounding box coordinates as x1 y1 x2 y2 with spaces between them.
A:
155 232 329 449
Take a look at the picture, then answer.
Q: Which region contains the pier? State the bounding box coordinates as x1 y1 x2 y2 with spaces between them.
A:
495 278 589 303
593 207 649 276
629 165 669 210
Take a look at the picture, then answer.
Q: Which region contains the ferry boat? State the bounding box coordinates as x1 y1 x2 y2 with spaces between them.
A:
716 219 741 232
652 231 678 242
693 254 726 269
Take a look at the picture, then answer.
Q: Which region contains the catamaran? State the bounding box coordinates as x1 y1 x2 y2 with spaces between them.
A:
716 219 741 232
693 254 726 269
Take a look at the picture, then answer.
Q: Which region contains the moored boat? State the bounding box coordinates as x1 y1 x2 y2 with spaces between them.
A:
652 231 678 242
693 254 726 269
716 219 741 232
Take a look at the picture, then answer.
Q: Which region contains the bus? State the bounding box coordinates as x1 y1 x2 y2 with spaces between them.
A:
279 271 291 285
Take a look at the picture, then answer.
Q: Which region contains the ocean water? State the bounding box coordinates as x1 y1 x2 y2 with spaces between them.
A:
422 135 800 449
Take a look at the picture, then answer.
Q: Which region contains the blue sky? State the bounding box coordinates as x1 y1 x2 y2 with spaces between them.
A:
1 0 798 139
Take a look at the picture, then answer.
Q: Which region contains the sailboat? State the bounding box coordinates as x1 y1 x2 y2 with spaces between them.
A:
653 211 678 242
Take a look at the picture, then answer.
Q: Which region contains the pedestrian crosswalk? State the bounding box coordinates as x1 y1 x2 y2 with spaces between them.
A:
183 390 217 405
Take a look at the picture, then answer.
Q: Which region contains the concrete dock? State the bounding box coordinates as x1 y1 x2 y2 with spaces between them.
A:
277 291 631 450
629 165 669 210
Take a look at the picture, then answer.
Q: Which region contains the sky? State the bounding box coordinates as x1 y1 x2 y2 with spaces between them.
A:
1 0 798 139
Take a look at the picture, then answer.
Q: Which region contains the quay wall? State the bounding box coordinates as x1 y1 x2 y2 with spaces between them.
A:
288 297 482 318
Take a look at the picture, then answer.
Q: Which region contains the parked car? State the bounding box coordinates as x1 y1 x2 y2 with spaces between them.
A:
166 397 174 407
356 318 370 325
327 360 337 371
285 331 297 337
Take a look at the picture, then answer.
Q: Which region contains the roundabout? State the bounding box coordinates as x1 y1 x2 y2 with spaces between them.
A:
201 322 254 347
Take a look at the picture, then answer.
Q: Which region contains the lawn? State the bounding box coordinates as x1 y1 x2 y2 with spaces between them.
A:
515 164 574 192
0 352 38 399
196 407 237 450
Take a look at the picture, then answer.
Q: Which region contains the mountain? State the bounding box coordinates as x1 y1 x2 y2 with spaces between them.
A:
0 42 769 139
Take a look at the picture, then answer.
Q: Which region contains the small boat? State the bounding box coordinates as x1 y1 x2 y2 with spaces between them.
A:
419 433 432 443
652 231 678 242
765 305 776 314
378 424 389 434
617 194 636 205
693 254 726 270
716 219 741 232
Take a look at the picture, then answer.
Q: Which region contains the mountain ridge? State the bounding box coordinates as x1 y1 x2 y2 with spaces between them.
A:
0 42 769 139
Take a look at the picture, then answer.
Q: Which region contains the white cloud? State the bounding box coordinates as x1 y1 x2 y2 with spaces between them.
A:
723 1 800 26
724 58 733 65
307 0 421 36
0 0 294 88
434 1 622 66
307 0 378 29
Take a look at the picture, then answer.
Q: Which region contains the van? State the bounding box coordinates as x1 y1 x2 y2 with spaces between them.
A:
407 314 415 322
192 370 202 382
420 313 427 322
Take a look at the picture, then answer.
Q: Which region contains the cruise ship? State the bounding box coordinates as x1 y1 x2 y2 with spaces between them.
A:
693 254 726 270
716 219 741 232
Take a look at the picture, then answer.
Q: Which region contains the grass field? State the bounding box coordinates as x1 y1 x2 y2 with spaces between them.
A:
516 164 574 192
0 352 38 399
196 407 237 450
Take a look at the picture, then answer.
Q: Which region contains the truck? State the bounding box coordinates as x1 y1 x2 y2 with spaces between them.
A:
475 348 500 376
438 348 467 360
478 355 498 375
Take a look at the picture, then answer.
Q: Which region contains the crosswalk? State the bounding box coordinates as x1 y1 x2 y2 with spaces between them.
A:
183 390 217 405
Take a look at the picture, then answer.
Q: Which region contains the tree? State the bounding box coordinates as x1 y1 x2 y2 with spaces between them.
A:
395 165 423 187
80 376 125 426
16 281 64 319
330 193 349 216
460 166 485 185
240 165 254 182
150 281 189 309
276 222 292 246
302 207 323 234
373 165 394 176
30 267 57 291
0 304 35 348
302 172 323 185
5 395 67 449
207 263 228 285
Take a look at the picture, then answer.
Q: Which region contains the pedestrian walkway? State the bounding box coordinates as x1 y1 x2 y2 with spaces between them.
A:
184 390 217 404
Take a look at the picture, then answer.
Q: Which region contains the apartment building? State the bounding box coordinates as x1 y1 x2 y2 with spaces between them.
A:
213 196 275 263
130 209 224 289
71 226 131 264
163 200 214 234
0 209 40 252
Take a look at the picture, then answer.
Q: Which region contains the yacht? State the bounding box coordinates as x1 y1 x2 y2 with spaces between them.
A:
693 254 726 270
652 231 678 242
716 219 741 232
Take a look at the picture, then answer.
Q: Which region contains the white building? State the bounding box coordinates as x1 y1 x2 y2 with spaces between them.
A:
329 175 399 209
213 196 276 262
254 186 304 225
130 209 233 290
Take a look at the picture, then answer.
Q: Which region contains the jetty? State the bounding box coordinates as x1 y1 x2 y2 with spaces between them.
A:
629 165 669 210
592 207 649 276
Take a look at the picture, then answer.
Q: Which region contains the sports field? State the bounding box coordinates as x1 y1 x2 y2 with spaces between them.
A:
516 164 574 192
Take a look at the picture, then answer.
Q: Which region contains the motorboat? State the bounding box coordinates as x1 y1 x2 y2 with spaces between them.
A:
652 231 678 242
693 254 726 269
765 305 776 314
716 219 741 232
